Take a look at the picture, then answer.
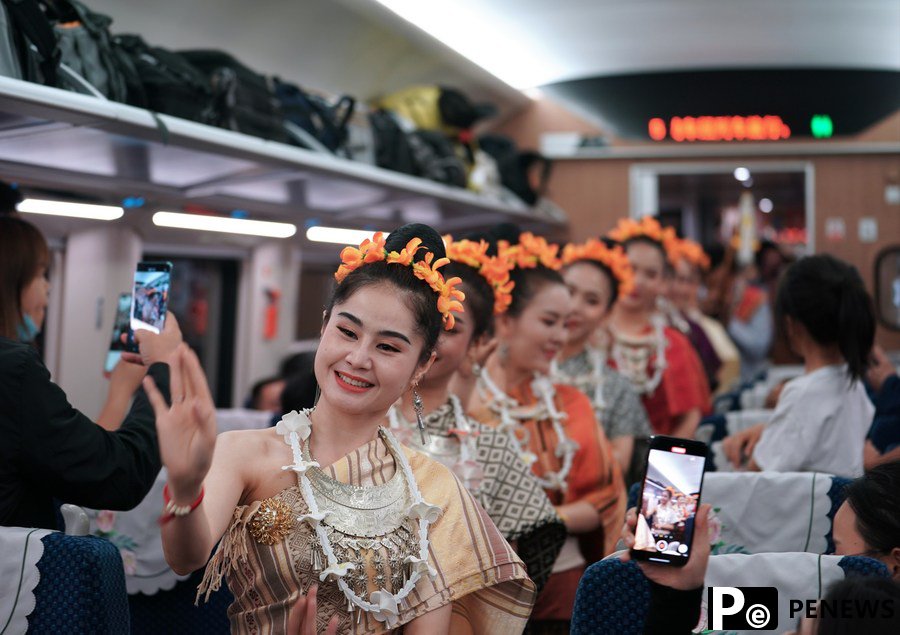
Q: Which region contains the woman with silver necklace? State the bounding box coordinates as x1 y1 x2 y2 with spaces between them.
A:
388 237 566 593
554 239 652 480
149 224 535 634
465 230 625 635
606 217 712 440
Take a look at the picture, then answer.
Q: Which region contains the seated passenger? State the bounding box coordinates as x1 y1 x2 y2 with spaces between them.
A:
864 346 900 469
722 255 875 477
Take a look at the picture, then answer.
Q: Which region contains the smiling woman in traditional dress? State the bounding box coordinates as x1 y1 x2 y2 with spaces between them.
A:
149 224 535 634
388 236 567 593
466 232 625 634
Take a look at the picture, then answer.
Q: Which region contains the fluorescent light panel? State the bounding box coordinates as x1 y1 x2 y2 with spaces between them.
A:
17 198 123 221
306 226 378 245
372 0 561 89
152 211 296 238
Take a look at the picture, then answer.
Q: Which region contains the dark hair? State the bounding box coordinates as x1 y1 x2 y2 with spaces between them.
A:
815 577 900 635
468 222 566 318
624 235 670 273
0 216 49 339
250 376 283 409
279 351 316 378
507 266 566 317
324 223 446 364
444 261 494 341
775 255 875 381
281 371 319 414
844 461 900 556
564 259 620 309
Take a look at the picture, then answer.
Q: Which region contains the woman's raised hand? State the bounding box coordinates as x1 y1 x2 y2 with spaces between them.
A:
143 344 217 501
287 585 339 635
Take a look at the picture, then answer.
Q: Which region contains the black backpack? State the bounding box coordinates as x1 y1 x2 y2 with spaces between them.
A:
369 109 417 175
407 130 467 188
272 78 355 154
43 0 133 102
478 134 552 205
113 35 213 121
179 49 289 144
0 0 60 86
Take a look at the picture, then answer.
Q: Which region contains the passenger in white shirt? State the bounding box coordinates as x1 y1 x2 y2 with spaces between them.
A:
722 255 875 478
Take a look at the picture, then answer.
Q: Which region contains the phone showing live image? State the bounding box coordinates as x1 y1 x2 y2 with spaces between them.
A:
104 292 133 373
125 261 172 353
631 435 708 567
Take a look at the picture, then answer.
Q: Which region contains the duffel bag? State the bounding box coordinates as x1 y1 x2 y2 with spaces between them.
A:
113 34 213 121
273 77 355 154
369 108 416 175
180 49 289 144
478 134 552 205
407 129 467 188
377 85 495 134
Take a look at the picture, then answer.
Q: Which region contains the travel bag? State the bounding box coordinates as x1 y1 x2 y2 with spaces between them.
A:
180 49 289 143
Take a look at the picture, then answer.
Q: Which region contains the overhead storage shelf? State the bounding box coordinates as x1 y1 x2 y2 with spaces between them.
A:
0 77 565 237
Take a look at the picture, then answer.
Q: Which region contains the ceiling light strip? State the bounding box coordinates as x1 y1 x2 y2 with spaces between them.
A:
152 211 296 238
17 198 124 221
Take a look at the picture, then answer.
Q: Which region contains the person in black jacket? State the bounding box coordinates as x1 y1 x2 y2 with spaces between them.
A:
0 216 180 529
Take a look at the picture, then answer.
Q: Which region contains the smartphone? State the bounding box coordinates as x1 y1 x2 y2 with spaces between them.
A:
631 435 708 566
126 261 172 352
104 292 133 373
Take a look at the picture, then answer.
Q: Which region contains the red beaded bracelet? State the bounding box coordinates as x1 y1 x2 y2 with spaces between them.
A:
158 483 205 525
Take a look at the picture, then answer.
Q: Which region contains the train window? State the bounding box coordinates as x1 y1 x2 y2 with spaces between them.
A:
874 246 900 331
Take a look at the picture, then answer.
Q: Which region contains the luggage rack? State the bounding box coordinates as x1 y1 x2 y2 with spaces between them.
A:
0 77 566 243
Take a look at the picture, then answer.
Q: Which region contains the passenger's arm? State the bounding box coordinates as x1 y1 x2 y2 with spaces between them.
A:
611 435 634 475
17 348 168 511
670 409 702 440
96 359 149 430
557 501 602 534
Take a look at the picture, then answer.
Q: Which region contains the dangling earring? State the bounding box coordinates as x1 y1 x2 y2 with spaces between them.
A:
412 384 429 444
498 342 509 362
313 382 321 407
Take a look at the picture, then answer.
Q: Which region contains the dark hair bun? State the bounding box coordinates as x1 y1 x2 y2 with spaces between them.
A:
385 223 446 261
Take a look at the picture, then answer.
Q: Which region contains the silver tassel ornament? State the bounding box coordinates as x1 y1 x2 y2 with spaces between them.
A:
413 387 429 444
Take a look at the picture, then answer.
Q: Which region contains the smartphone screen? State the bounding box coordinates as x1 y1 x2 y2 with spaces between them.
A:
631 435 708 566
104 292 133 373
127 262 172 350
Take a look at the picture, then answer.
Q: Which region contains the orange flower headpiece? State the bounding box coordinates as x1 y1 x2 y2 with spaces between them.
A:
561 239 635 297
497 232 562 272
607 216 680 266
444 235 515 314
672 238 711 271
334 232 465 329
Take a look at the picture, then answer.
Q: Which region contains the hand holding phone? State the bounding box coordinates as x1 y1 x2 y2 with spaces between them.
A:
630 435 708 567
126 261 172 352
622 503 712 591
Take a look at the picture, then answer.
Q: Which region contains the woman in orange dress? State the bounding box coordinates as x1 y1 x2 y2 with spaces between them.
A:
466 232 625 634
606 217 711 438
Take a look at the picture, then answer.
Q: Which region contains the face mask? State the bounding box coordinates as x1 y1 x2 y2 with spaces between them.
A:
17 314 40 343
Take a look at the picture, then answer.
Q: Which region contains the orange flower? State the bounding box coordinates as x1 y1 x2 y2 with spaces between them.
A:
333 232 464 330
444 236 515 315
561 239 635 297
498 233 562 272
607 217 680 266
334 232 387 282
671 238 711 271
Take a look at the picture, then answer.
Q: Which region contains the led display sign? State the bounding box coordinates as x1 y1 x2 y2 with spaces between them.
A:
648 116 792 142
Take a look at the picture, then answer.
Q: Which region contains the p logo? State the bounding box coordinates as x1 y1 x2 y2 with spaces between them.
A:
708 587 778 630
